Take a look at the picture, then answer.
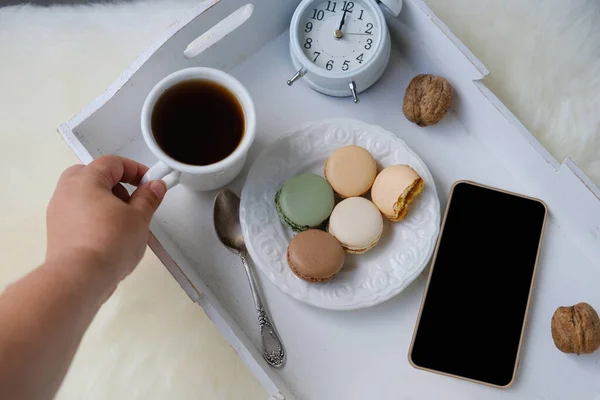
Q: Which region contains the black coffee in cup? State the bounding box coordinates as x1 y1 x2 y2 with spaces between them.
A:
151 80 245 166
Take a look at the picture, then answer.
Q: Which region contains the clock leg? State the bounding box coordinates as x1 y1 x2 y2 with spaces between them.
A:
286 69 306 86
349 81 360 104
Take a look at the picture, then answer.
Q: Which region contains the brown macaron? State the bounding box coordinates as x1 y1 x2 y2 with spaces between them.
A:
287 229 345 283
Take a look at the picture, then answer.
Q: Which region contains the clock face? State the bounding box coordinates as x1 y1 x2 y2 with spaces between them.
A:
298 0 380 74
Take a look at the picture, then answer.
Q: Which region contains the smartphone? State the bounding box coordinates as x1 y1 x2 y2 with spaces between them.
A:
409 181 547 388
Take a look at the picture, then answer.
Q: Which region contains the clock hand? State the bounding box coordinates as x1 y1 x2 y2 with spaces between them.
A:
344 32 373 35
334 9 348 40
338 9 348 31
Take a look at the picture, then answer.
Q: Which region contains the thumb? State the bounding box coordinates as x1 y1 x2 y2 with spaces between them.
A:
129 180 167 220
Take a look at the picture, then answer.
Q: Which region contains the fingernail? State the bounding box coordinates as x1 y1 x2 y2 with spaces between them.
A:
149 180 167 199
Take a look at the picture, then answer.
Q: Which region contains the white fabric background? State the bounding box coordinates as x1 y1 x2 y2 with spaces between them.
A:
0 0 598 398
427 0 600 184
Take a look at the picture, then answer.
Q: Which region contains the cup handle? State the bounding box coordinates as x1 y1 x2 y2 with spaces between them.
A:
141 161 181 190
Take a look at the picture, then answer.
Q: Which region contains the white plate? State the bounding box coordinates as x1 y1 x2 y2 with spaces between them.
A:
240 118 441 310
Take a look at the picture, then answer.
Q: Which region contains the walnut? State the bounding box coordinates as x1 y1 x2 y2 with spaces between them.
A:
403 74 453 126
551 302 600 355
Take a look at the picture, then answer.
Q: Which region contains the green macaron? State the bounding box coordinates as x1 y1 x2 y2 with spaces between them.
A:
275 173 335 232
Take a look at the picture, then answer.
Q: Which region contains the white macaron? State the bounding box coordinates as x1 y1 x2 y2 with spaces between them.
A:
328 197 384 254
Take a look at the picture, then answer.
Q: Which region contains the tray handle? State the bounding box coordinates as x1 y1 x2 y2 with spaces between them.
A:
183 4 254 59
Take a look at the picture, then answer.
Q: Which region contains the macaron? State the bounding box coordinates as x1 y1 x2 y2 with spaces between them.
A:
275 173 335 232
371 164 424 221
324 145 378 198
287 229 345 283
328 197 384 254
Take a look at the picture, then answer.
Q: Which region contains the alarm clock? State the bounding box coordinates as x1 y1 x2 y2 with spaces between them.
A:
287 0 402 103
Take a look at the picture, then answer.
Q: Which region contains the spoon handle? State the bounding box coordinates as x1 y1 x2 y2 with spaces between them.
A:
239 251 286 368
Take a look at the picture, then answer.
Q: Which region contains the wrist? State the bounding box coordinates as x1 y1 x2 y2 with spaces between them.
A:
43 251 120 306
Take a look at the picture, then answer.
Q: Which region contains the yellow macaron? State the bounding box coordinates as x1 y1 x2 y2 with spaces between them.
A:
324 145 377 198
371 165 424 221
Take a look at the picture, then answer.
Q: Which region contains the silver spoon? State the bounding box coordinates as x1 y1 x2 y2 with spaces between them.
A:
213 189 286 368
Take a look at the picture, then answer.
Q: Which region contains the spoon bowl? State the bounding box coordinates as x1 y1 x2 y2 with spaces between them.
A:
214 189 245 253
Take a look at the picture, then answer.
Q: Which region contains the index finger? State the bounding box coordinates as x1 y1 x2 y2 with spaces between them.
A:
86 156 150 189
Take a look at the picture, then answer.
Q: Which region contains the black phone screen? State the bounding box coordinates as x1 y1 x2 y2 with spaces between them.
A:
410 181 547 387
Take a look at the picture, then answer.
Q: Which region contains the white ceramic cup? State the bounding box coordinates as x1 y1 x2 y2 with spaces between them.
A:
140 67 256 191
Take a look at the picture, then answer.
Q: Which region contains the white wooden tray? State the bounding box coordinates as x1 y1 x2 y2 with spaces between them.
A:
59 1 600 399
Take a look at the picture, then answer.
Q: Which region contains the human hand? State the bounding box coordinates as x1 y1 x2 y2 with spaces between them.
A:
46 156 166 284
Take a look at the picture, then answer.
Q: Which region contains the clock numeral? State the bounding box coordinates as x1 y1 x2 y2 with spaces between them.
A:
311 9 325 20
313 51 321 62
304 37 313 49
358 9 364 20
326 1 337 12
364 38 373 50
342 60 350 71
305 22 313 33
356 53 364 63
326 60 334 71
342 1 354 12
365 23 373 34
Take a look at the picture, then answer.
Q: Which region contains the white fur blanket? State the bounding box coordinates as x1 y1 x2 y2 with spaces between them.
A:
427 0 600 184
0 1 598 399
